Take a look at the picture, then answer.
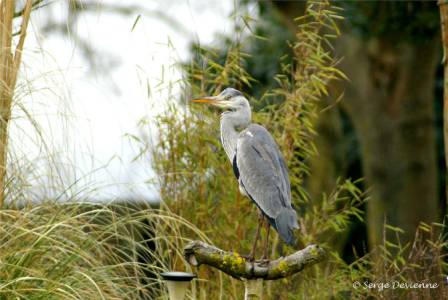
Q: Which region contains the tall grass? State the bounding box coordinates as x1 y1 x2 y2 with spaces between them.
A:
0 201 212 299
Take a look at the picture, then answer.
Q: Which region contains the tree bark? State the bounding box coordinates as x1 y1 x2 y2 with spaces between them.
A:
243 279 263 300
439 0 448 215
308 100 344 201
334 34 440 246
184 241 325 280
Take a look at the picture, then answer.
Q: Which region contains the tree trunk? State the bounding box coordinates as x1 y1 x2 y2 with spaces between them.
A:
335 34 440 246
244 279 263 300
308 100 344 201
439 0 448 215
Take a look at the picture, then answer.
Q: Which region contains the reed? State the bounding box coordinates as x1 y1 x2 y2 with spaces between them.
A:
0 0 32 207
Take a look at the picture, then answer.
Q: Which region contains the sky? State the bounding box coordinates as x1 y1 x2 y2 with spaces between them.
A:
9 0 237 203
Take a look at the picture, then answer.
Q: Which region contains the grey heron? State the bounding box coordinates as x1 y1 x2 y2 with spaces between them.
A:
192 88 299 260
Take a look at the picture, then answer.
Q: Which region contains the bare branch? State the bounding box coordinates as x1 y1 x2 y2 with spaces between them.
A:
184 241 325 280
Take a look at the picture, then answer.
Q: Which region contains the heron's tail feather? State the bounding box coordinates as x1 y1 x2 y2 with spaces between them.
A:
275 207 299 246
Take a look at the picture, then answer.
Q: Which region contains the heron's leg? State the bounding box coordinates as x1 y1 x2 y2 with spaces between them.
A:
261 217 270 260
248 210 263 261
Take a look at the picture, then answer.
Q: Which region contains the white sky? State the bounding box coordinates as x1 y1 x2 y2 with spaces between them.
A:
9 0 236 203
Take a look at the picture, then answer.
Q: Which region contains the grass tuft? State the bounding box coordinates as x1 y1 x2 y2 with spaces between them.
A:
0 201 209 299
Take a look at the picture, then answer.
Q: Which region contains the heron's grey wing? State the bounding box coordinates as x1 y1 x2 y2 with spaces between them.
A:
236 124 292 217
236 124 299 245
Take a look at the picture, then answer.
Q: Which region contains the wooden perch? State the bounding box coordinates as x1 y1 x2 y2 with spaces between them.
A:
184 241 325 280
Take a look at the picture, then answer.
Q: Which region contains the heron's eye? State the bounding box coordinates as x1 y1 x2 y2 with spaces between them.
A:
225 95 231 100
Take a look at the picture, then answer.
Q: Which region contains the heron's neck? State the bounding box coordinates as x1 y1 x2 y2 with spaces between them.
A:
220 108 251 162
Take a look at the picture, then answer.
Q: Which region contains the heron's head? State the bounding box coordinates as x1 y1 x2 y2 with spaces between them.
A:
192 88 250 111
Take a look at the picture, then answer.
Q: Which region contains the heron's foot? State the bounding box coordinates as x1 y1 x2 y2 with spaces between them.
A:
257 258 270 266
261 252 269 260
241 254 256 262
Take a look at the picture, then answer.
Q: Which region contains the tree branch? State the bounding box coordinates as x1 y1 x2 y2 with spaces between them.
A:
184 241 325 280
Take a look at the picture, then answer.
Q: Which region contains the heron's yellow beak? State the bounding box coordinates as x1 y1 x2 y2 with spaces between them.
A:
191 96 222 105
